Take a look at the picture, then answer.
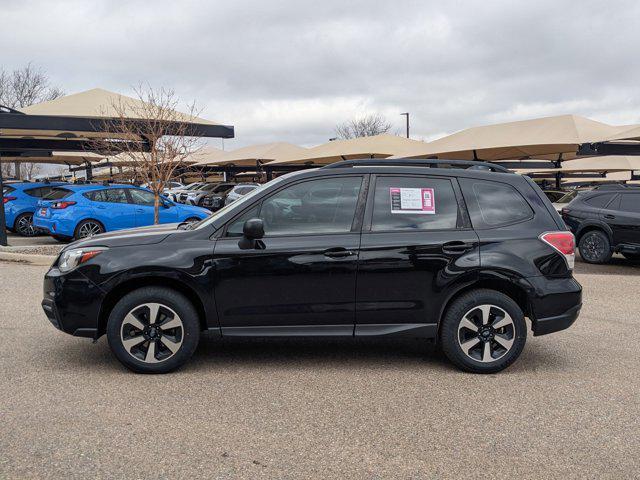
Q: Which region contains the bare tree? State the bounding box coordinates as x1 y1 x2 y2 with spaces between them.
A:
335 113 392 139
0 63 64 109
23 163 41 180
0 63 64 179
91 85 203 224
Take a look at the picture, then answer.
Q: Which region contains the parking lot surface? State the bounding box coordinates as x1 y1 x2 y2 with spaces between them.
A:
1 258 639 479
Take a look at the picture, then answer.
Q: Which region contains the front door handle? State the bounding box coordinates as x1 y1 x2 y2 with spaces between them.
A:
442 241 474 254
604 214 616 220
323 248 355 258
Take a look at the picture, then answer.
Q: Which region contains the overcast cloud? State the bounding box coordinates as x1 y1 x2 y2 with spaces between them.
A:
2 0 640 149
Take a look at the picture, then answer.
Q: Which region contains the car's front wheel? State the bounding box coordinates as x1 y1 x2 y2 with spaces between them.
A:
578 230 612 264
106 287 200 373
440 289 527 374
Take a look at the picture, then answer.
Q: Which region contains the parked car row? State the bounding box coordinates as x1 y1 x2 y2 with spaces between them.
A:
3 182 210 241
169 181 261 210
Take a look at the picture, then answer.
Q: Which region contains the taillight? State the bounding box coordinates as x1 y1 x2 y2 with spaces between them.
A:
3 196 17 204
540 231 575 270
561 208 570 215
50 201 76 209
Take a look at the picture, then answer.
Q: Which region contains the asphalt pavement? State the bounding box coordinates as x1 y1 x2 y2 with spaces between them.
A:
0 258 639 479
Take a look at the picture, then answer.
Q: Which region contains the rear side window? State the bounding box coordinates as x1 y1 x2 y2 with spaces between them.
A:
619 194 640 213
84 189 128 203
371 176 459 231
43 188 72 200
585 193 615 208
460 179 533 229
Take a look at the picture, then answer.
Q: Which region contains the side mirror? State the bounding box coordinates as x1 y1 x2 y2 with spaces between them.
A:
161 199 172 209
243 218 264 239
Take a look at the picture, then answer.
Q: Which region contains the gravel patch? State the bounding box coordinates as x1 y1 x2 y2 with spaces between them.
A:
0 245 63 256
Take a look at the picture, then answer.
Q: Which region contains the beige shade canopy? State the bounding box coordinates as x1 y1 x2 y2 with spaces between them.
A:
1 151 104 166
187 146 226 164
195 142 309 166
515 156 640 175
268 134 426 165
389 115 637 161
1 88 232 142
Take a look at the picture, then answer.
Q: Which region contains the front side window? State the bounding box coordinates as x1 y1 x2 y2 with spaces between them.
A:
225 176 362 237
129 189 156 206
460 179 533 229
371 176 459 231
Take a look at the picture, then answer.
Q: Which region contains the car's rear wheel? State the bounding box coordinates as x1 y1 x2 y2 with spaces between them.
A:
14 213 37 237
74 219 104 240
106 287 200 374
440 289 527 374
578 230 612 264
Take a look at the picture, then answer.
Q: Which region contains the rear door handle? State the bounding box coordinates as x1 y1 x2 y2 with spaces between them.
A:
442 241 474 254
323 248 355 258
604 214 616 219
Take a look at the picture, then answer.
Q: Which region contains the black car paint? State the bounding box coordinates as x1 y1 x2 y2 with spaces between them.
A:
562 190 640 255
43 166 581 342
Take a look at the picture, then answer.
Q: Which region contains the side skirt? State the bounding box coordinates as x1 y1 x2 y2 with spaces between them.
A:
217 323 437 338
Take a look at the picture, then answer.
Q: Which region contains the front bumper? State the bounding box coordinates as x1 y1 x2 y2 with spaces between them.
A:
42 265 105 339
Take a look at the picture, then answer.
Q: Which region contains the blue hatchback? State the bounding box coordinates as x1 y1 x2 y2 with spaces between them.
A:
33 184 210 241
3 182 67 236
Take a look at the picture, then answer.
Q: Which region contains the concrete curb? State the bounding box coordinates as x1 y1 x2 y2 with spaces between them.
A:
0 251 56 266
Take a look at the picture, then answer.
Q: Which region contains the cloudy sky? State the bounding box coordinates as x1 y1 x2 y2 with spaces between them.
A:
3 0 640 149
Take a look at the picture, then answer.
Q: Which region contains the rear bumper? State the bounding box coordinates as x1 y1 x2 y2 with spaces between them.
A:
532 302 581 336
525 276 582 336
33 215 75 236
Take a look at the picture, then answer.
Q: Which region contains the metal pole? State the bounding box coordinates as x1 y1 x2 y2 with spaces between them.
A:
400 113 410 138
0 152 8 246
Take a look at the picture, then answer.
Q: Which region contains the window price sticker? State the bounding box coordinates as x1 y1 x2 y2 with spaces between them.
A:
390 187 435 214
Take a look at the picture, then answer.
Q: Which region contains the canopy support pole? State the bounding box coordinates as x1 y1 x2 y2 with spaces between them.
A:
554 153 563 190
0 151 7 246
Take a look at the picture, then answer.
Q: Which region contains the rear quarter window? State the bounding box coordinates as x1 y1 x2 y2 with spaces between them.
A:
584 193 615 209
3 186 16 194
460 178 533 229
43 188 72 200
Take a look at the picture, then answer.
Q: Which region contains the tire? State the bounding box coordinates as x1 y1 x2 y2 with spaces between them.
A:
73 219 104 240
440 289 527 374
578 230 612 264
14 212 37 237
106 287 200 374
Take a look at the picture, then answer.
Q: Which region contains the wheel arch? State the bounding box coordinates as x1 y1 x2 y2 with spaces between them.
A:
575 221 612 243
98 276 208 336
437 277 531 337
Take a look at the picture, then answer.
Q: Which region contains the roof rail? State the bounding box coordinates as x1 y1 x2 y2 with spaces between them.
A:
321 158 511 173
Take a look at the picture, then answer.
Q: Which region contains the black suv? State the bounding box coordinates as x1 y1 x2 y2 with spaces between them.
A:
41 160 582 374
561 185 640 263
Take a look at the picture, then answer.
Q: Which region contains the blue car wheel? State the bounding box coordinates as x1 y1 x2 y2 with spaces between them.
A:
15 212 38 237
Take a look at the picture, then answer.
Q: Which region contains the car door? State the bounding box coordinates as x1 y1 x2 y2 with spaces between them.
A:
355 174 480 336
87 188 137 230
129 188 179 226
609 193 640 247
212 175 365 334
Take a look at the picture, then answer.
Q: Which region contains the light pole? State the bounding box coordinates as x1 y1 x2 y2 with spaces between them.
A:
400 113 410 138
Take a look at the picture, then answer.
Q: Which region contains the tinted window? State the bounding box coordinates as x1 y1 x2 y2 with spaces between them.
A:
619 194 640 213
43 188 72 200
371 176 458 231
24 186 54 198
129 189 156 206
85 189 128 203
235 186 257 195
256 176 361 236
461 179 533 228
585 193 615 208
3 185 15 194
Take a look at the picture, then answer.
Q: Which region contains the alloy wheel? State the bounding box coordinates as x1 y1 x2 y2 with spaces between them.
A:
78 221 102 238
16 214 36 236
581 233 605 262
457 304 515 363
120 303 184 364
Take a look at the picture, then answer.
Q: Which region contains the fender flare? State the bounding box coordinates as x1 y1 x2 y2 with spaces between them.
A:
575 220 613 242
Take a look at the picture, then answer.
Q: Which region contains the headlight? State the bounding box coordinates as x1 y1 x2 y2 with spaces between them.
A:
58 247 108 273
